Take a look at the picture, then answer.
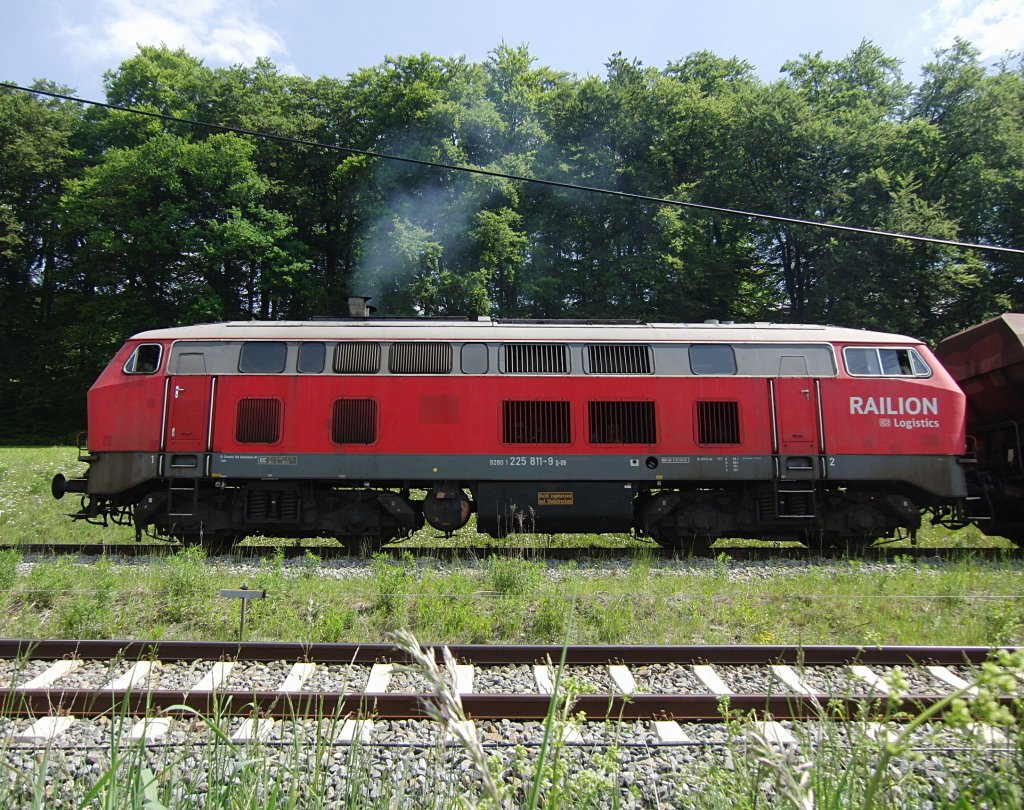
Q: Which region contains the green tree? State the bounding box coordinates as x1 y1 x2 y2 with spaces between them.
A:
0 83 83 439
60 132 307 339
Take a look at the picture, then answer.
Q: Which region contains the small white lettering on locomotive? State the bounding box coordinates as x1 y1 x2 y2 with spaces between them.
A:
256 455 298 465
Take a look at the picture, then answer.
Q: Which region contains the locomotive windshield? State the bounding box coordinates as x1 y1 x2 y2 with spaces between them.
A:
843 347 931 377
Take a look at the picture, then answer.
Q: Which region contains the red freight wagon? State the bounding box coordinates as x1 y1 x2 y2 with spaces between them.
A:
937 313 1024 544
54 311 970 551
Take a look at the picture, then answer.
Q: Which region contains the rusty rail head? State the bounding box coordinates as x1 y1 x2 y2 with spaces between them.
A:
0 688 1017 722
0 543 1020 562
0 639 1013 666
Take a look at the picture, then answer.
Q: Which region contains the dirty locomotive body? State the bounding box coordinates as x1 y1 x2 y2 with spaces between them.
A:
52 311 980 552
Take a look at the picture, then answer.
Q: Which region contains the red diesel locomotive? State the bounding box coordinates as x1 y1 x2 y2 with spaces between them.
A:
52 305 973 550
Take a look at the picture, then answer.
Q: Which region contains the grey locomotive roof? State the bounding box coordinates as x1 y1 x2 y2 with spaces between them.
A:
131 319 920 345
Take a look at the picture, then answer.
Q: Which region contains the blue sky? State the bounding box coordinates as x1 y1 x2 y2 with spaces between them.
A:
2 0 1022 100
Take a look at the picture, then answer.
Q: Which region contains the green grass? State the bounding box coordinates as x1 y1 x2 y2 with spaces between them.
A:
0 547 1018 646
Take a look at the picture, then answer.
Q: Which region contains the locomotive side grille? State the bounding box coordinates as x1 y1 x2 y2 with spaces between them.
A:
504 343 568 374
236 398 282 444
588 401 656 444
587 344 652 374
696 400 740 445
333 342 381 374
389 342 453 374
503 401 571 444
245 490 300 523
331 398 378 444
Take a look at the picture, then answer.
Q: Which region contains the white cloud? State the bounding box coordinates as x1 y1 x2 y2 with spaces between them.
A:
920 0 1024 59
61 0 287 69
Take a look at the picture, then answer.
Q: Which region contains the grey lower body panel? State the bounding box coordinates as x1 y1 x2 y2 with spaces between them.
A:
203 452 965 498
83 451 968 499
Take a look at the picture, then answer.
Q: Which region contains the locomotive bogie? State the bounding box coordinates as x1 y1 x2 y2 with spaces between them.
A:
634 484 923 548
133 480 422 547
54 317 983 550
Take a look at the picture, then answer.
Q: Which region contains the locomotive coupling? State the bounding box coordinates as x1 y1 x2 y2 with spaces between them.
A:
50 473 88 500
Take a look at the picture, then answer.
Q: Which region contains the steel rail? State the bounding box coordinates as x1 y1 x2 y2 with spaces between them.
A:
1 543 1019 561
0 688 1017 722
0 639 1013 666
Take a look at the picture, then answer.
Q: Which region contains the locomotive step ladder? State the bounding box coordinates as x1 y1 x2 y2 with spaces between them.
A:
167 479 199 519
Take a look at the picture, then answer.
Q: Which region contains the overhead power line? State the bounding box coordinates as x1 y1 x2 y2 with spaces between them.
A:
3 81 1022 257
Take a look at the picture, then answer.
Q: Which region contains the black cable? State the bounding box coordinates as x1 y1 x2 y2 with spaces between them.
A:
3 81 1022 257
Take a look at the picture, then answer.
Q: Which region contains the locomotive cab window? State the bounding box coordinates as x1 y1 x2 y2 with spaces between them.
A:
689 344 737 375
844 347 932 378
239 341 287 373
123 343 162 374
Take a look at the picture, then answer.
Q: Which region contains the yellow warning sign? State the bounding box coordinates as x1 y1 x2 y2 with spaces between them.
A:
538 491 574 506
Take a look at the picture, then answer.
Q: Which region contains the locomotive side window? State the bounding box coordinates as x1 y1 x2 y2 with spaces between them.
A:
239 342 287 373
389 342 453 374
844 347 932 378
331 398 378 444
461 343 489 374
588 401 656 444
236 398 282 443
503 344 569 374
586 344 653 374
334 342 381 374
695 401 741 445
297 342 326 373
502 401 571 444
123 343 162 374
689 344 737 375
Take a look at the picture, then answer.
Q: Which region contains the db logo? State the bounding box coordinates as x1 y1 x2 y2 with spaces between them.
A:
879 418 892 427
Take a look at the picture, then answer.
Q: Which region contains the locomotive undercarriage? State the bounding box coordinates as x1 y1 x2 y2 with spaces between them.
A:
57 466 950 552
634 483 925 549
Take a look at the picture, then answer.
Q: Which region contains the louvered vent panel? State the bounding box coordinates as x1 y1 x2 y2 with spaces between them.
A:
389 342 453 374
331 398 378 444
502 401 571 444
503 344 568 374
587 344 652 374
696 401 741 445
236 398 282 444
588 401 656 444
333 342 381 374
245 490 300 522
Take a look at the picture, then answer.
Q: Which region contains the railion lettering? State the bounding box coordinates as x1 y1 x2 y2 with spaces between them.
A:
849 396 939 416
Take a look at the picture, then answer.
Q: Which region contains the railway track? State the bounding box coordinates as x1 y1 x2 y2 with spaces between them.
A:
2 542 1021 562
2 640 1018 807
1 640 1019 728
